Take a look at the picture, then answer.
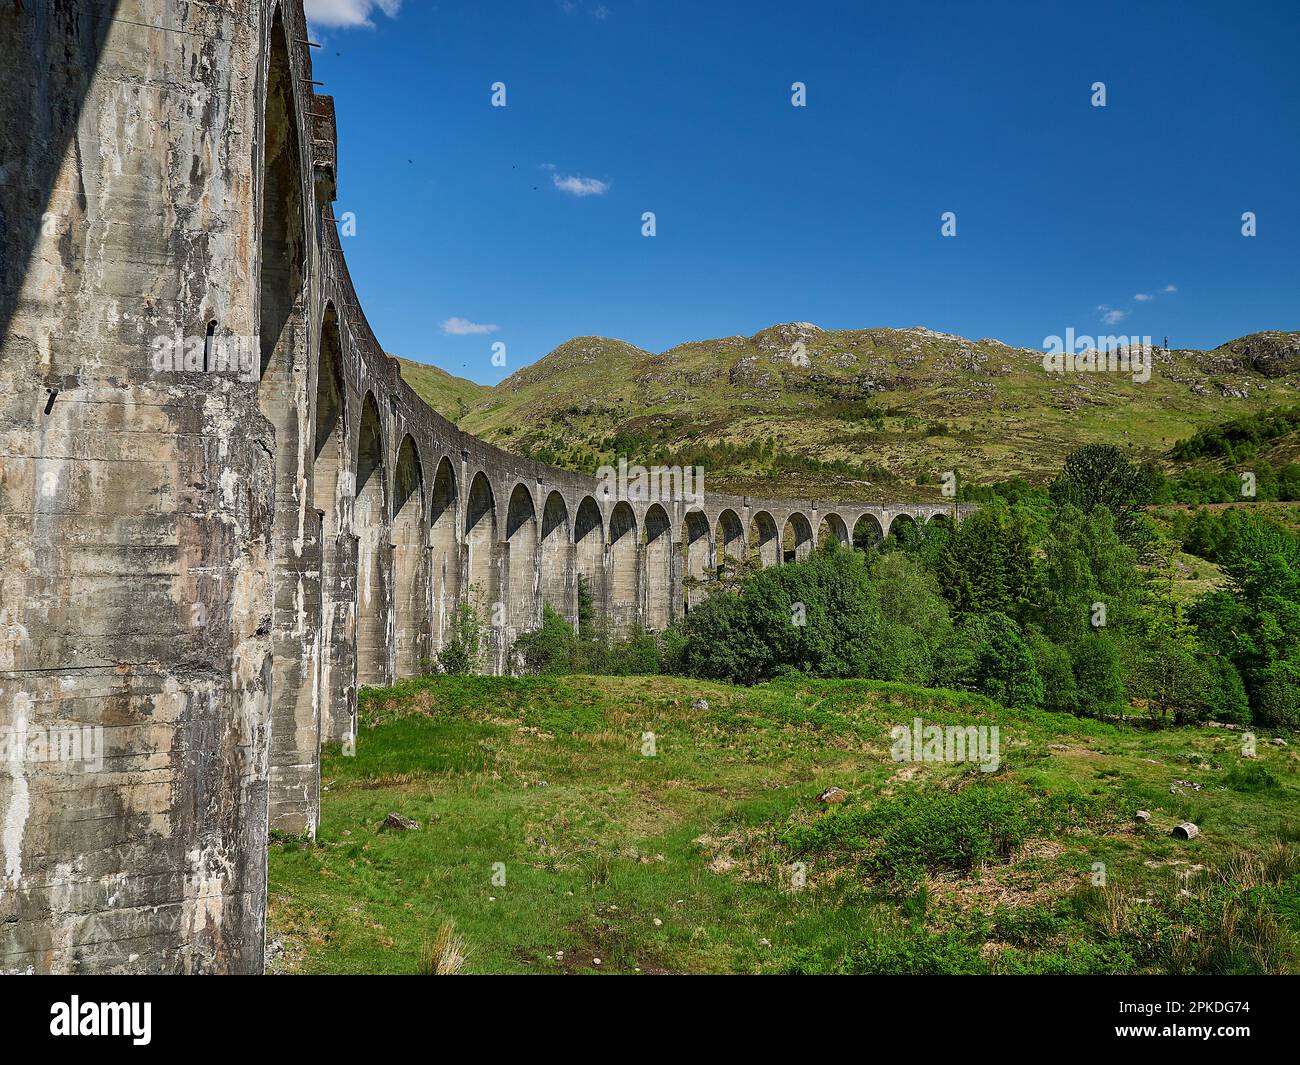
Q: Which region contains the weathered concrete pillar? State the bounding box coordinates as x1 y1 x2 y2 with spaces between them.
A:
0 0 282 973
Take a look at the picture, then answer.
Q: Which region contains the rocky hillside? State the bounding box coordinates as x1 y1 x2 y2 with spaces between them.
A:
397 326 1300 502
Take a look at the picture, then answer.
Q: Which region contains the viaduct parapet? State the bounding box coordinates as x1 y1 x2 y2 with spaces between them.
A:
0 0 971 973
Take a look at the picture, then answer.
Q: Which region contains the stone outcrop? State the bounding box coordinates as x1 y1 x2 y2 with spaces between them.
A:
0 0 968 974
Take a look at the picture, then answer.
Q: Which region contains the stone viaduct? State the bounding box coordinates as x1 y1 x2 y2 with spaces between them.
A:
0 1 969 973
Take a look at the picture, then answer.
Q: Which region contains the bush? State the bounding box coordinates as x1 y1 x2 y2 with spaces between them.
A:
437 602 484 676
511 605 575 675
678 543 880 683
1253 658 1300 730
935 612 1044 709
784 781 1053 883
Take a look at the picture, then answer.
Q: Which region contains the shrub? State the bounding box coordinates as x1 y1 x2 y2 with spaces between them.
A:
784 781 1052 883
1222 761 1281 793
679 543 880 683
1253 658 1300 730
935 612 1044 709
437 602 484 676
511 605 575 675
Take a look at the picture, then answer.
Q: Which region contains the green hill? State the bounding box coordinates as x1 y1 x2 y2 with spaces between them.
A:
391 354 489 422
397 326 1300 502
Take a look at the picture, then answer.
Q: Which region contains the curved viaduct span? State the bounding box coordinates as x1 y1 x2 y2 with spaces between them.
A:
0 1 969 973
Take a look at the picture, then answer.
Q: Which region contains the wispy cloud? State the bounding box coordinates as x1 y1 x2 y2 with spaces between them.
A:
559 1 610 16
1164 284 1178 293
553 173 610 197
1097 305 1127 326
441 317 499 336
1134 293 1153 302
304 0 401 29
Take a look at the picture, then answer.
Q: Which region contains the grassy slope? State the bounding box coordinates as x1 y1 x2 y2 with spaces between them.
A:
391 355 489 422
445 327 1300 503
267 675 1299 975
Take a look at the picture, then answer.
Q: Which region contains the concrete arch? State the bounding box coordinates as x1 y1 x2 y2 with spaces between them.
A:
465 471 499 620
429 456 460 655
748 510 781 568
354 392 389 690
541 490 573 623
609 500 639 634
818 512 850 549
506 483 539 637
783 512 814 562
392 435 426 678
574 495 604 635
853 512 885 551
684 509 712 611
643 503 673 630
716 508 745 574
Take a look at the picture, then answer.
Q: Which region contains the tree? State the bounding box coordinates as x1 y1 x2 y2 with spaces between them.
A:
1050 444 1152 544
933 502 1034 618
1068 633 1126 719
678 542 880 683
1030 505 1141 644
935 612 1044 709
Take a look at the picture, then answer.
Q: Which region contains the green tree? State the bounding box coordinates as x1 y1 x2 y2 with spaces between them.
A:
1050 443 1152 544
935 612 1044 709
933 502 1034 617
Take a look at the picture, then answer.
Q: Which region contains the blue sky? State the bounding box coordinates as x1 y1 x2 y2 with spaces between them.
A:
304 0 1300 384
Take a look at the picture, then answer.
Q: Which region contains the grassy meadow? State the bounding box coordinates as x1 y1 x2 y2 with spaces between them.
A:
267 675 1300 975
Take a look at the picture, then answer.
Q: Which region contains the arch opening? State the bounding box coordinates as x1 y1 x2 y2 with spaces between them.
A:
853 513 885 552
684 510 711 611
541 491 572 622
886 512 922 551
312 303 349 748
608 501 638 634
715 509 745 577
574 497 604 635
748 510 780 568
465 472 499 622
817 513 850 550
644 503 672 630
354 394 388 690
782 512 813 563
260 7 314 828
506 483 539 637
392 436 425 679
429 457 460 655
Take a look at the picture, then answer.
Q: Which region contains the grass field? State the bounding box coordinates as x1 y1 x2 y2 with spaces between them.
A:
267 675 1300 974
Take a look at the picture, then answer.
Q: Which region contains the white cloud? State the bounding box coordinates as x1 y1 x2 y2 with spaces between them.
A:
304 0 401 29
553 173 610 197
1164 284 1178 293
1134 293 1153 302
1097 305 1127 325
441 317 499 336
